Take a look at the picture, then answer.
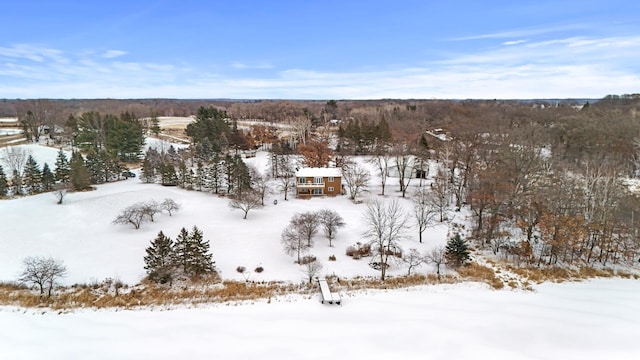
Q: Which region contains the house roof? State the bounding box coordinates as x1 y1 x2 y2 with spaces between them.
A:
295 167 342 177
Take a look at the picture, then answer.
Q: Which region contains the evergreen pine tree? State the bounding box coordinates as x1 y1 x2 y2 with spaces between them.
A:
177 161 188 188
140 158 155 183
0 165 8 197
144 231 175 283
377 116 392 143
160 163 178 186
69 151 91 191
150 112 161 136
41 163 55 191
11 170 22 196
189 226 215 276
173 227 192 275
22 155 42 194
54 149 70 183
195 162 206 191
445 234 470 268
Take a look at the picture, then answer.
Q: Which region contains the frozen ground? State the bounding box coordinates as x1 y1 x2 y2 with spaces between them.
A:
0 143 451 285
1 143 639 359
1 279 639 359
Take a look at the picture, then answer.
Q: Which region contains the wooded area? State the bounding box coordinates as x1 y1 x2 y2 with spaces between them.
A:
2 95 640 271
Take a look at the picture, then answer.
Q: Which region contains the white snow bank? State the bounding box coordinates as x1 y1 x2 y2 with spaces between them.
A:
0 279 638 359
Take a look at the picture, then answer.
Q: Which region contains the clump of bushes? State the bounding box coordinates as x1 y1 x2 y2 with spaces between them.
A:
297 255 316 265
345 242 371 259
254 266 264 273
328 255 336 261
236 266 246 274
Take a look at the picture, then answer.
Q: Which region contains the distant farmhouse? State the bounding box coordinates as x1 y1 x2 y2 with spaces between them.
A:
295 168 342 198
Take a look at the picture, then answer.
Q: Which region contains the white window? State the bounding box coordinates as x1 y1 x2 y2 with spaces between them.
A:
312 188 322 195
328 177 334 182
328 187 334 192
314 177 323 184
298 178 305 184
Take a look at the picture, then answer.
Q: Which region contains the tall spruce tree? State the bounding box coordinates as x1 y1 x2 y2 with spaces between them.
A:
41 163 55 191
0 165 8 197
144 231 175 283
11 170 22 196
54 149 70 183
445 234 470 268
188 226 215 276
173 227 192 275
69 151 91 191
22 155 42 194
173 226 216 277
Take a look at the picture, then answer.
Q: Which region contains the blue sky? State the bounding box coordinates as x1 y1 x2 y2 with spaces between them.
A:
1 0 639 99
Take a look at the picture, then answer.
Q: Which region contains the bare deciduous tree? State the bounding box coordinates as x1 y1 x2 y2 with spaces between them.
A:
368 150 391 196
281 224 309 263
412 187 439 243
113 204 148 229
342 162 370 201
292 212 320 246
301 259 323 283
1 146 31 175
160 198 181 216
248 165 273 205
430 169 450 222
141 200 161 222
317 209 346 247
394 143 415 198
18 256 67 297
53 183 70 205
272 155 296 200
425 246 446 280
362 199 409 281
401 248 426 275
229 190 263 219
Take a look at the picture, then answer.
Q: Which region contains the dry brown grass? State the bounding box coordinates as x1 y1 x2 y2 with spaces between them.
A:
504 265 634 283
0 273 466 310
456 263 504 289
3 262 635 310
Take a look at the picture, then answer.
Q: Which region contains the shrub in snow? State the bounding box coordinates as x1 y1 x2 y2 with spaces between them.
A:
254 266 264 273
236 266 246 274
328 255 336 261
345 242 371 258
297 255 316 265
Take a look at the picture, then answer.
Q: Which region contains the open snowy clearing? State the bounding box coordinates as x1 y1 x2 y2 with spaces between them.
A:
1 279 639 359
0 143 451 286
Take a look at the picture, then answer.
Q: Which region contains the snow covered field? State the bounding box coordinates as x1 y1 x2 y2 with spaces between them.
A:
2 143 639 360
0 143 449 285
1 279 639 359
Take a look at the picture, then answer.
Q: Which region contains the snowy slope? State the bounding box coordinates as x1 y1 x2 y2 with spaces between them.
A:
0 145 452 285
1 279 639 360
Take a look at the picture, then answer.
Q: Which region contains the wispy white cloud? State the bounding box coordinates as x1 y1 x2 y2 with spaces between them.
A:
0 44 67 63
1 35 639 99
231 61 273 70
102 50 127 58
502 40 527 46
450 23 587 41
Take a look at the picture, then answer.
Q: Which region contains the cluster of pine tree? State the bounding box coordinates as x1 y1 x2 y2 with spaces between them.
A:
337 117 392 154
0 148 132 198
68 111 145 161
144 226 217 284
140 146 253 196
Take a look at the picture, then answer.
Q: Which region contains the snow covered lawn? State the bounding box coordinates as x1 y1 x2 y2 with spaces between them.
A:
0 145 451 286
1 279 639 359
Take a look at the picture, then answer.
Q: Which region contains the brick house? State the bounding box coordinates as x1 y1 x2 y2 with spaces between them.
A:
295 168 342 198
